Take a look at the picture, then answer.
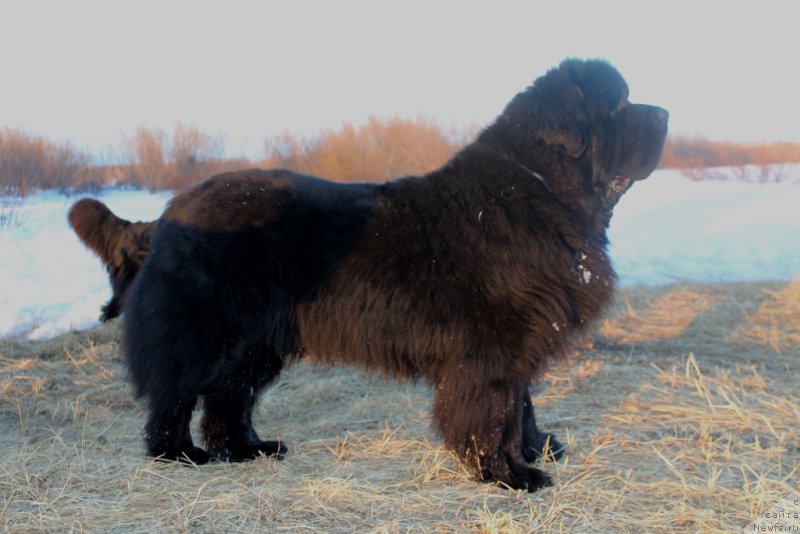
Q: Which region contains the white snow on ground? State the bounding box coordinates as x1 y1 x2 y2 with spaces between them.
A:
1 168 799 339
609 168 800 285
0 189 171 339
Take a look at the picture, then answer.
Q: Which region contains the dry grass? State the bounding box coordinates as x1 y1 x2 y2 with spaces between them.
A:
598 287 722 344
728 279 800 353
1 281 798 533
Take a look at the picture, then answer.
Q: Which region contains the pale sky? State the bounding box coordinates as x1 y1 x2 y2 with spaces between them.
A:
1 1 798 160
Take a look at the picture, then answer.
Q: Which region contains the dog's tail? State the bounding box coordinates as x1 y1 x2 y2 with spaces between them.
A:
68 198 157 321
69 198 130 265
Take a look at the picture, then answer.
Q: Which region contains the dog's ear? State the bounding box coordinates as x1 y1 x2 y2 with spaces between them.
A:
496 68 590 158
536 59 631 158
561 59 629 121
532 84 589 158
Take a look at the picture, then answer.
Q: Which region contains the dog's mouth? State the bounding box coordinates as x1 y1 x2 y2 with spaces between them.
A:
601 175 633 206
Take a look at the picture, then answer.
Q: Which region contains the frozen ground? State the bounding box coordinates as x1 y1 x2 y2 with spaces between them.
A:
1 168 799 339
609 168 800 285
0 189 171 339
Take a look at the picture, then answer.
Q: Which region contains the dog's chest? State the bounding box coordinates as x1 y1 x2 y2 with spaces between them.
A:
564 245 616 326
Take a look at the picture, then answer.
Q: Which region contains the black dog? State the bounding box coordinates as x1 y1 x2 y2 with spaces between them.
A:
123 59 668 491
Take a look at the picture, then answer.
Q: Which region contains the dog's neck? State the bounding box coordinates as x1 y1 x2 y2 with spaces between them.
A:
512 160 550 192
483 147 552 193
493 149 613 240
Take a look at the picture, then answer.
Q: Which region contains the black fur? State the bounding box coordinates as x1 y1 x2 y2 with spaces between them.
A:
123 59 668 490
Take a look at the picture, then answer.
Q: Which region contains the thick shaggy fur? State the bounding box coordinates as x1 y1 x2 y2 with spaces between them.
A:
68 199 156 321
124 59 668 491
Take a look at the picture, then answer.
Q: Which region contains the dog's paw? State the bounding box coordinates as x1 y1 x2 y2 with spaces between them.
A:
481 462 553 492
512 465 553 491
152 445 213 466
525 432 566 463
99 301 119 322
215 440 287 462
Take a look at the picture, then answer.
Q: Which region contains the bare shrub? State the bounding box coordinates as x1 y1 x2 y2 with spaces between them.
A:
730 163 793 184
0 196 26 228
0 129 94 195
170 122 225 180
118 123 244 191
678 162 795 184
660 135 800 176
755 162 792 183
120 127 170 191
263 116 475 183
162 157 254 191
660 136 800 182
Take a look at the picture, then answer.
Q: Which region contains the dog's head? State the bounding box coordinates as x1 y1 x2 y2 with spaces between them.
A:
485 58 668 211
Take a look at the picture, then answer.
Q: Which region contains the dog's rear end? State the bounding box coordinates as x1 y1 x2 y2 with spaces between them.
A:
68 198 156 321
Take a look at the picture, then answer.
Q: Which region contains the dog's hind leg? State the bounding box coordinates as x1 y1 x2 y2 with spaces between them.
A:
200 344 286 462
522 387 566 462
432 366 552 491
144 394 211 464
127 312 211 464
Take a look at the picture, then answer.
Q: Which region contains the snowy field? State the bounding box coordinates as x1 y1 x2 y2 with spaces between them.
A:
1 168 799 340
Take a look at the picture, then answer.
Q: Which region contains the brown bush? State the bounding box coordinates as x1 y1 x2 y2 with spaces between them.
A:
162 157 253 191
119 123 248 190
263 116 475 183
5 123 800 195
119 127 170 191
0 129 97 195
170 122 225 180
660 136 800 182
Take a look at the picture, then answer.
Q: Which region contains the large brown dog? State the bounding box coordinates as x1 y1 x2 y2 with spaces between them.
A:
68 199 156 321
123 59 668 491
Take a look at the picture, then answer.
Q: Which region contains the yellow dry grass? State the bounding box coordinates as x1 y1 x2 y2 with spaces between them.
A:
598 287 722 343
1 281 798 533
728 279 800 353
